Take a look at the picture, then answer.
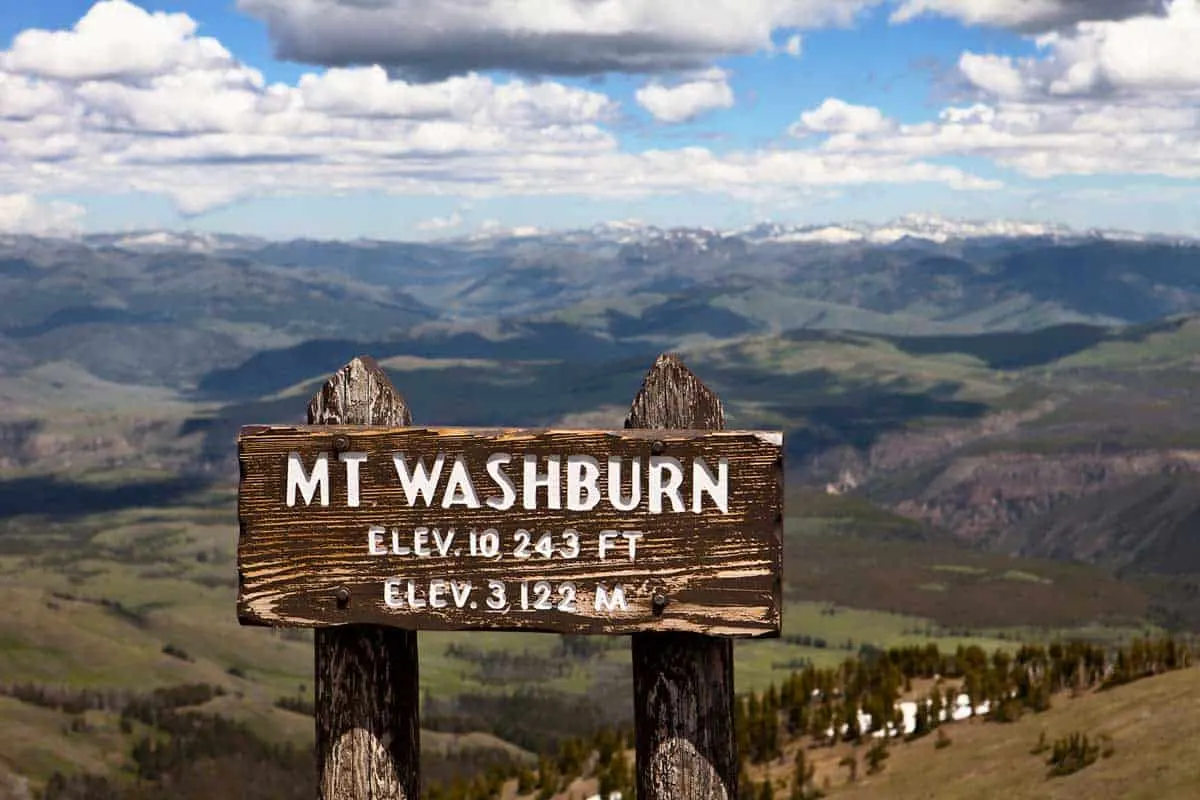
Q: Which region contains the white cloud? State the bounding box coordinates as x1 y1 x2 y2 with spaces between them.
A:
416 212 464 231
635 68 735 123
27 0 1200 225
957 53 1027 99
1034 0 1200 95
889 0 1162 31
0 194 85 234
792 1 1200 183
949 0 1200 100
0 2 1004 217
791 98 894 134
1 0 235 81
237 0 877 78
298 67 617 126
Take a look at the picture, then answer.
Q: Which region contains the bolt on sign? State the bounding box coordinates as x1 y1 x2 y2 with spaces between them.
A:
237 426 784 637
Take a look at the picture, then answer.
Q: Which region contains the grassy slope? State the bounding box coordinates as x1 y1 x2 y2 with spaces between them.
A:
5 317 1200 791
816 666 1200 799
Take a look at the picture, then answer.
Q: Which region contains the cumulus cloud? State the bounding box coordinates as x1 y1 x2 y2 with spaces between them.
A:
1 0 234 81
948 0 1200 100
797 1 1200 181
635 68 735 123
236 0 876 79
1032 0 1200 96
416 211 464 231
236 0 1168 81
0 1 1004 217
0 194 86 234
889 0 1164 32
790 98 895 134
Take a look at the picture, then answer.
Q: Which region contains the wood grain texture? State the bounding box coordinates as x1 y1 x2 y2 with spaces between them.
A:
628 353 746 800
237 426 783 637
306 356 420 800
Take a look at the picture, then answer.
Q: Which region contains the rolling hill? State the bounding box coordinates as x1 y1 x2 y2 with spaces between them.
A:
6 220 1200 796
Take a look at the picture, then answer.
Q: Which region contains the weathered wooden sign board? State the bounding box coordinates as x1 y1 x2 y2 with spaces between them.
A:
237 425 783 637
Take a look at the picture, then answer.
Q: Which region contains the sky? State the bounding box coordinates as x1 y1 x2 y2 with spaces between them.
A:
0 0 1198 240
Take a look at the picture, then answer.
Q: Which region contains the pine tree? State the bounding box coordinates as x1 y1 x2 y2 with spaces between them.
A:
865 739 890 775
837 753 857 783
790 746 816 800
928 687 943 728
738 757 757 800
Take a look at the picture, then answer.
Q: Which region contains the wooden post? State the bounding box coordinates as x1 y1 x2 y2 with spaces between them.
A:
307 356 420 800
626 353 737 800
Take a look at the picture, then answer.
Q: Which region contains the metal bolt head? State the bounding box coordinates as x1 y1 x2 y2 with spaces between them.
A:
652 593 668 611
335 587 351 608
332 434 350 452
651 440 665 456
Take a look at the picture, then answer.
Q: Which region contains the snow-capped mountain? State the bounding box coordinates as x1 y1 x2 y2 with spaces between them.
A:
82 230 262 253
457 212 1171 248
19 213 1188 253
735 213 1110 244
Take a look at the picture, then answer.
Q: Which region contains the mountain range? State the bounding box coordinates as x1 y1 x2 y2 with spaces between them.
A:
7 213 1200 795
5 215 1200 595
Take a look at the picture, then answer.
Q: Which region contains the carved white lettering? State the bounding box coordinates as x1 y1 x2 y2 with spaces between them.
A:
485 453 516 510
286 452 329 507
390 527 410 555
413 527 430 557
372 449 733 512
648 456 685 513
522 455 561 510
432 527 455 557
383 578 404 608
566 455 601 511
607 456 641 511
450 580 472 608
621 531 643 561
692 457 729 514
367 525 386 555
392 453 444 506
383 577 630 616
338 451 368 507
594 584 628 612
441 456 480 508
429 579 448 608
598 530 619 560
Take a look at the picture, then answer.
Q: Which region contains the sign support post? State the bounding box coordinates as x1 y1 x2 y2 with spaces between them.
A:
306 357 420 800
236 352 783 800
627 354 743 800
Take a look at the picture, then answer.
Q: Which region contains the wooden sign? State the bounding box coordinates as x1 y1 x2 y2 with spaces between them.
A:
237 426 783 637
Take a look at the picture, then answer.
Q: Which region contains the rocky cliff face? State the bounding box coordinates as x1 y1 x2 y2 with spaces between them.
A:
0 416 201 476
891 449 1200 546
785 393 1200 573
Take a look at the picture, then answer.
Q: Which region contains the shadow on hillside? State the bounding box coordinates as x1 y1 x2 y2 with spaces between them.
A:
991 242 1200 322
3 305 174 339
606 295 758 339
884 324 1111 369
780 316 1191 371
189 355 661 465
190 356 990 476
0 476 202 520
194 323 650 401
703 365 990 455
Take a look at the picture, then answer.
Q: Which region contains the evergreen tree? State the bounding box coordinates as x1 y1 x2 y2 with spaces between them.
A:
865 740 890 775
837 753 857 783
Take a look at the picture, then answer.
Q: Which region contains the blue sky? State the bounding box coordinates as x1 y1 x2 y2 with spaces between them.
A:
0 0 1197 239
